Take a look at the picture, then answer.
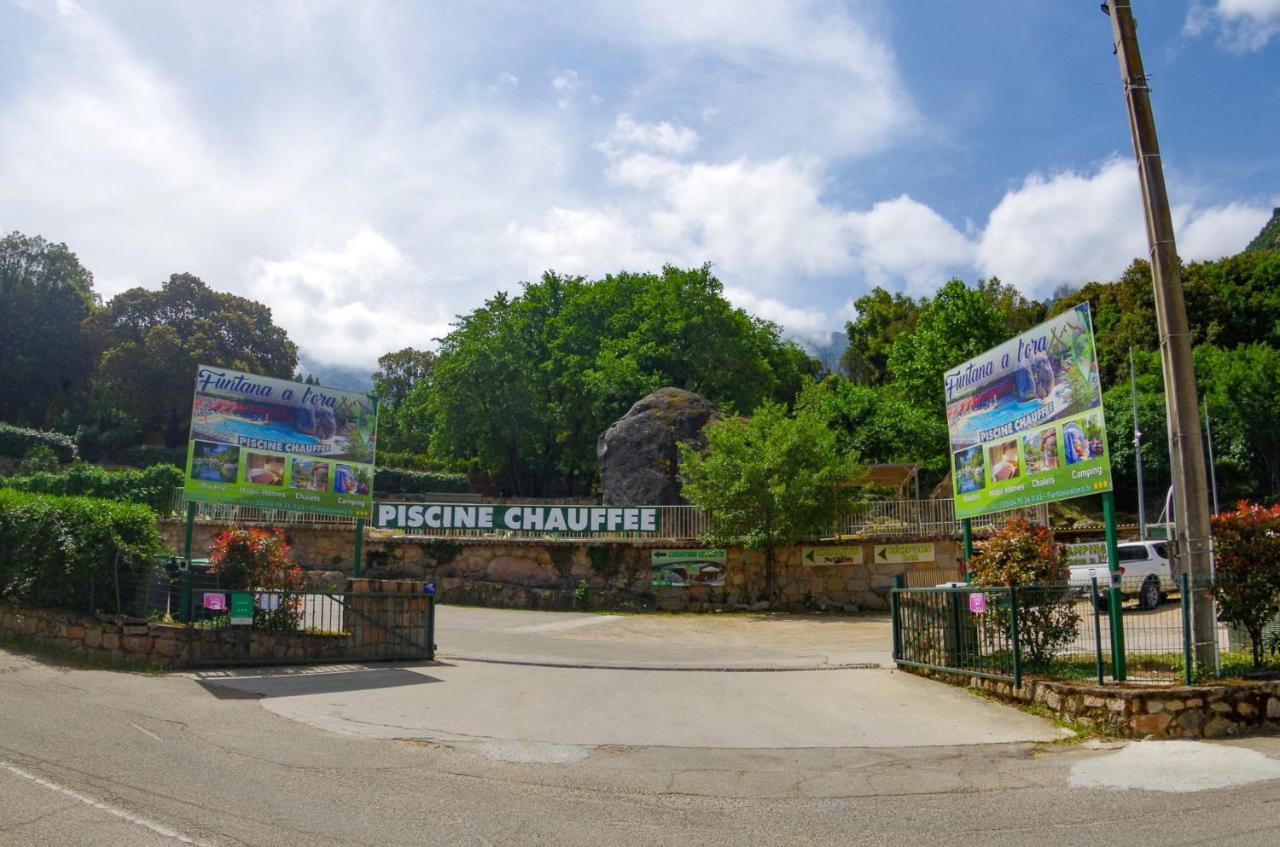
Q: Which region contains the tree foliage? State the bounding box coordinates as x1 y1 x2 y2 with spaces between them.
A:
967 518 1079 667
678 398 863 600
1211 502 1280 668
0 232 97 426
413 265 818 496
84 273 298 447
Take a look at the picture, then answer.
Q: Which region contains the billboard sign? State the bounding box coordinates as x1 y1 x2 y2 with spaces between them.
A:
946 303 1112 519
650 549 727 587
184 365 378 518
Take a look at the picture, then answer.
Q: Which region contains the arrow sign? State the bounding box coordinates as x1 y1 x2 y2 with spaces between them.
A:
805 549 815 563
878 547 888 561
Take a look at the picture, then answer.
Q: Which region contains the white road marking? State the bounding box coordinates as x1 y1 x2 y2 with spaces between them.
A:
1070 741 1280 792
131 722 164 742
509 615 622 633
1 761 211 845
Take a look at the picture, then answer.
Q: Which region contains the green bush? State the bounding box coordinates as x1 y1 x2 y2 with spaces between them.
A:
0 489 163 615
107 445 189 469
968 518 1080 668
373 466 470 495
2 462 184 513
0 423 77 464
17 445 60 475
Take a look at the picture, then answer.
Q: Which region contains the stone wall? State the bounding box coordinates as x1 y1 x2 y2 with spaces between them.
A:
159 519 961 613
905 667 1280 739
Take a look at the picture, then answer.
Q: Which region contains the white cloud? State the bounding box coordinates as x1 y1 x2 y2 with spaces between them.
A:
1175 201 1274 260
1185 0 1280 51
245 230 450 368
847 196 975 295
977 159 1273 295
977 159 1146 295
600 114 699 157
722 287 835 346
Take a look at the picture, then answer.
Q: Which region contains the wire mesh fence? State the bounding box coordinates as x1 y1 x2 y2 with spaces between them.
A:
891 573 1248 686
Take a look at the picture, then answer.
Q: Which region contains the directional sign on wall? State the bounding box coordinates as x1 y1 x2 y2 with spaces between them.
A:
801 546 862 567
872 543 935 564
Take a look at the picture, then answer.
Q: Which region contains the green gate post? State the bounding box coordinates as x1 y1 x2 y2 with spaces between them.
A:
1008 585 1022 689
961 518 973 581
890 574 905 662
179 501 196 624
353 517 365 578
1091 576 1105 686
1180 571 1194 685
1103 491 1127 681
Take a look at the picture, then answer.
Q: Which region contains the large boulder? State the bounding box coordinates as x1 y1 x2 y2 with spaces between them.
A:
597 387 721 505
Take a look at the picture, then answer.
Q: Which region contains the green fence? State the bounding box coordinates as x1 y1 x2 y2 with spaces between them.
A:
891 574 1237 686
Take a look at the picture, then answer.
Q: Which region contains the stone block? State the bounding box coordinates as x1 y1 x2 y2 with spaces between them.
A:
1186 698 1203 708
1107 698 1126 713
101 634 120 651
1238 702 1256 717
122 635 153 653
154 638 184 658
83 628 103 648
1130 713 1172 736
122 624 148 636
1203 717 1237 738
1083 695 1106 709
1162 699 1185 712
1267 698 1280 720
66 625 86 640
1209 702 1233 714
1177 708 1205 729
1147 700 1164 714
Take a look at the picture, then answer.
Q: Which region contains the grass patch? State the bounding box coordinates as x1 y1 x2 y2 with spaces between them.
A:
966 684 1094 744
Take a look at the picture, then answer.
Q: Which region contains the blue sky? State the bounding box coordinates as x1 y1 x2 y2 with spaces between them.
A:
2 0 1277 368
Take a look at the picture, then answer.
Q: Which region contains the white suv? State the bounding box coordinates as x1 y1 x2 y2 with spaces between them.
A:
1067 540 1174 610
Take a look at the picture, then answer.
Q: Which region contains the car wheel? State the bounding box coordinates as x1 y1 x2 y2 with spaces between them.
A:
1138 577 1161 611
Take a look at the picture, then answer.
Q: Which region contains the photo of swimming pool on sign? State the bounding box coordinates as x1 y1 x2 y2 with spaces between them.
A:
183 365 378 518
944 303 1112 520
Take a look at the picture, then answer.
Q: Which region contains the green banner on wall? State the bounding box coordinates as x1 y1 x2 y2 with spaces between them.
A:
183 365 378 518
373 502 661 534
945 303 1113 520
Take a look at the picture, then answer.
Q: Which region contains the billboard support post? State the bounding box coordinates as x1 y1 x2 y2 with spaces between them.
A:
1103 490 1127 681
353 517 365 578
179 501 196 624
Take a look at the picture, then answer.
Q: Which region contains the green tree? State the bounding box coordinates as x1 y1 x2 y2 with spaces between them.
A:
373 347 437 454
886 279 1007 414
417 266 817 496
797 375 950 485
840 287 921 386
0 232 97 426
84 274 298 447
678 400 863 601
1195 343 1280 501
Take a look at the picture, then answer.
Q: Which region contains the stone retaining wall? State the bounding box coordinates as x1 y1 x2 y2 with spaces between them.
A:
904 666 1280 739
159 519 961 612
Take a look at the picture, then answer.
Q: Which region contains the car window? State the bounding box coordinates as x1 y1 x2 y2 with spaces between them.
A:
1118 546 1148 562
1153 543 1168 559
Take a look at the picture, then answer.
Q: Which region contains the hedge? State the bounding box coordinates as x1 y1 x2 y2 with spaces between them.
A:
0 489 163 616
2 462 184 513
0 423 77 464
374 466 470 495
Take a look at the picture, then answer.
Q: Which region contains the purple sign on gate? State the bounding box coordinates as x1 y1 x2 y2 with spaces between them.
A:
203 592 227 611
968 592 987 614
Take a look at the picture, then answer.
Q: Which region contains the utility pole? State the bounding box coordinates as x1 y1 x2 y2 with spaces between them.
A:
1104 0 1217 670
1130 347 1146 540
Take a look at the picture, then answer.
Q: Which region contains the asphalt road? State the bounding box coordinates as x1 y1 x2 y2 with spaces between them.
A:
3 607 1280 846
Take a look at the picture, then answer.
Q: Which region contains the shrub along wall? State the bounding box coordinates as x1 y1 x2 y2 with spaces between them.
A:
373 467 470 495
0 423 77 463
0 489 162 616
1 462 183 513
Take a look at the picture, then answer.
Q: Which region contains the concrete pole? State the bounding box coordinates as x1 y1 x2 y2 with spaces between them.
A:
1130 347 1146 539
1105 0 1217 670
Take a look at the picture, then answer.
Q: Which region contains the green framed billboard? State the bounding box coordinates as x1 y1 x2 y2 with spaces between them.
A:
184 365 378 518
945 303 1112 520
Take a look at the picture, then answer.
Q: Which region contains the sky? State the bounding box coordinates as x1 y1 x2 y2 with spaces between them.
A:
2 0 1278 369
